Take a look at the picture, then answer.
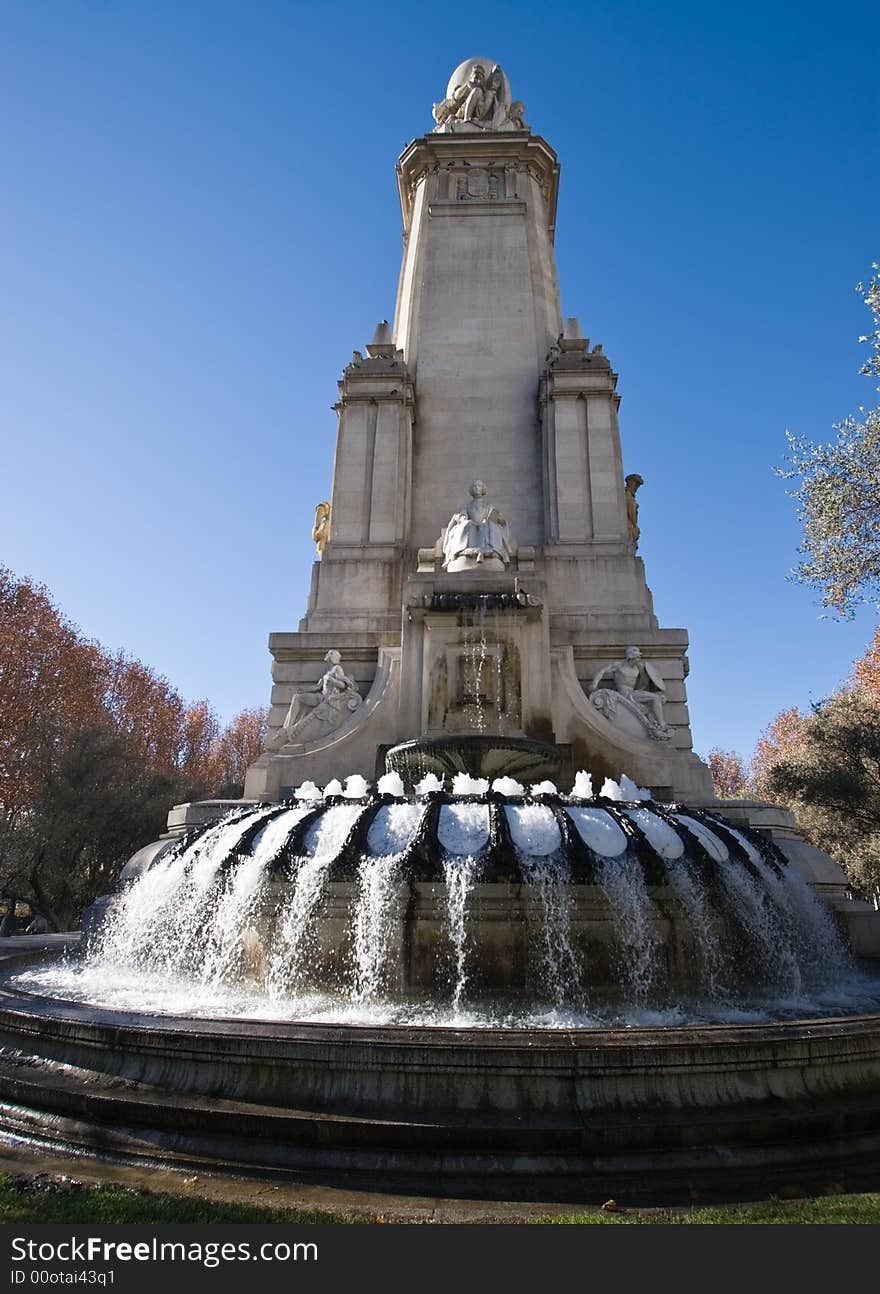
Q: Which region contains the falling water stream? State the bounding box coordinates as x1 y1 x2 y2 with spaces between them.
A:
10 780 880 1028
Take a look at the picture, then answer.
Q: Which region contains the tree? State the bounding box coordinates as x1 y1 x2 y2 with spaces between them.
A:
704 748 752 799
0 567 104 828
750 707 810 801
779 266 880 618
2 724 176 930
748 633 880 896
209 707 268 798
760 691 880 897
0 562 271 925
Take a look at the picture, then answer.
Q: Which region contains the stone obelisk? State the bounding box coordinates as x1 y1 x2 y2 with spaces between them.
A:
244 58 713 802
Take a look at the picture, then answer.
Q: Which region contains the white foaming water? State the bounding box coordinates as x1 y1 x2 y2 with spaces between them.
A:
322 779 343 798
415 773 444 796
571 771 593 799
519 853 582 1006
619 774 651 801
664 861 728 998
624 809 684 860
443 853 481 1013
565 808 627 858
294 781 321 802
269 805 365 992
199 807 313 986
505 805 561 856
674 815 729 863
716 864 803 995
600 777 623 800
367 804 423 857
739 840 851 984
343 774 371 799
352 854 403 1002
13 957 880 1029
599 856 660 998
97 809 274 974
530 780 558 797
492 776 525 797
438 803 490 855
451 773 490 797
96 848 186 967
376 771 406 798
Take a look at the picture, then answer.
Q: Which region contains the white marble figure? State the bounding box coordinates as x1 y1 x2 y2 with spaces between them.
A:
267 650 362 749
432 60 527 133
441 480 512 573
589 647 671 742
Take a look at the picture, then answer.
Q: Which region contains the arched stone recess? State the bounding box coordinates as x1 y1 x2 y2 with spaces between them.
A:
551 648 713 800
244 650 402 799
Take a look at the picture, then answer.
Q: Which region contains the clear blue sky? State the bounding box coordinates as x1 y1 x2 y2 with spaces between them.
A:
2 0 878 762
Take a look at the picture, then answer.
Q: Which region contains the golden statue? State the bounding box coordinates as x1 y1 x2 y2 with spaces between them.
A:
312 501 330 556
624 474 643 552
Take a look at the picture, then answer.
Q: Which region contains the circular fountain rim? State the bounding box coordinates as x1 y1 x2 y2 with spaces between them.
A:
5 952 880 1044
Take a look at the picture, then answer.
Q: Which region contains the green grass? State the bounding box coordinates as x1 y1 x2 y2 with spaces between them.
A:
2 1173 879 1224
541 1195 880 1224
0 1175 360 1225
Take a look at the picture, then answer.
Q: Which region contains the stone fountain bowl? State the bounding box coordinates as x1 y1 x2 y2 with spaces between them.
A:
1 947 880 1204
384 734 572 787
3 788 879 1201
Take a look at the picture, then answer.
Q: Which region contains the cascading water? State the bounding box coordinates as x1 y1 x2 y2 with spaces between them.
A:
598 855 661 1001
13 766 880 1029
97 807 277 976
507 803 582 1007
352 803 422 1002
269 803 365 994
438 800 489 1011
464 596 490 733
663 861 728 1000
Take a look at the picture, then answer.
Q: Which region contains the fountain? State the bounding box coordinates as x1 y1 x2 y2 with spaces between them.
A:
40 765 861 1019
1 59 880 1202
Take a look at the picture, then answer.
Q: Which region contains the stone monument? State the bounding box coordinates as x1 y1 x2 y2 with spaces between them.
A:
243 60 718 803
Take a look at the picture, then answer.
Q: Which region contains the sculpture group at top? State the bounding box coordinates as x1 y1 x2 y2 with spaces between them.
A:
433 59 528 133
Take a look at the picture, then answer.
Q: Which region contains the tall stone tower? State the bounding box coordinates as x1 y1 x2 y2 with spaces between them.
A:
245 59 713 802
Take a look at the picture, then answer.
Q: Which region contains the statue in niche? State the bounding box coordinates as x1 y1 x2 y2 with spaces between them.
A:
312 501 330 556
441 480 513 573
266 650 362 749
624 474 643 552
589 646 671 742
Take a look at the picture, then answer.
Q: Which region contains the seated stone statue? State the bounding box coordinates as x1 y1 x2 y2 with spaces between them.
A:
441 480 513 573
432 61 525 133
463 64 501 123
267 650 362 749
589 646 671 742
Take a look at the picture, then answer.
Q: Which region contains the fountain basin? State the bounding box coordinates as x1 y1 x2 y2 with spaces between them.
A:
1 958 880 1202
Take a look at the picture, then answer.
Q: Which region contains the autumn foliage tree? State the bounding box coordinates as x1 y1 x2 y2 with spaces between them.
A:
704 748 752 799
0 565 267 928
207 707 268 798
747 633 880 896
